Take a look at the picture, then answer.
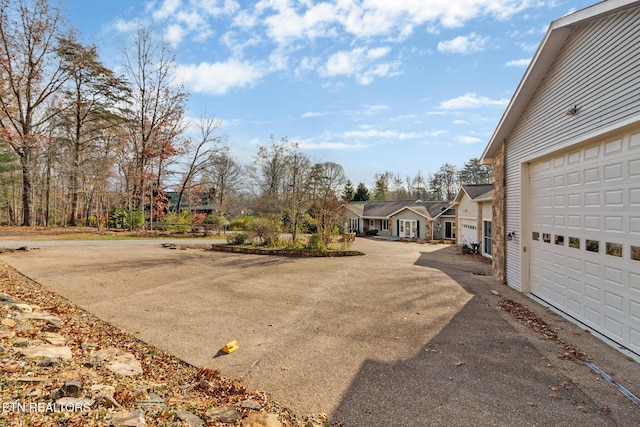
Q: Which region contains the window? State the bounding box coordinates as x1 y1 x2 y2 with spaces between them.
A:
632 246 640 262
543 233 551 243
532 231 540 241
483 221 492 257
555 235 564 246
349 218 359 231
381 219 389 231
606 242 622 258
569 237 580 249
586 239 599 253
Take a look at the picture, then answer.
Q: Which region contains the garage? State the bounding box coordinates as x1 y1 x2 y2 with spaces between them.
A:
529 131 640 355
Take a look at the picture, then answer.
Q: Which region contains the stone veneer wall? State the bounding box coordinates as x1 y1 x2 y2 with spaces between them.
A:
491 143 506 283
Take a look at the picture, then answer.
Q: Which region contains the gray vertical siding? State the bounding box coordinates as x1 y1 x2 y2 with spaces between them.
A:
504 6 640 290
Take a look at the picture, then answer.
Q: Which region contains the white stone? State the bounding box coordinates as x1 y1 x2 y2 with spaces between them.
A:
106 353 143 377
19 345 72 360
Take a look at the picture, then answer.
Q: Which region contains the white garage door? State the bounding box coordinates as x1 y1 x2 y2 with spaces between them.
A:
529 131 640 355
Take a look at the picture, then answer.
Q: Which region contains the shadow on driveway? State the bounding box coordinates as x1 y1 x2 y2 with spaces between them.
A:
330 247 639 426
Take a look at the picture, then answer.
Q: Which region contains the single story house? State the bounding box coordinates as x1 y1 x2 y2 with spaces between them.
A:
481 0 640 355
166 191 215 214
345 200 455 240
454 184 493 257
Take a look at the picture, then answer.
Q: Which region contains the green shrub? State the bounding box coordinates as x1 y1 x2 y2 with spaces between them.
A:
299 213 318 234
306 233 326 252
229 215 252 231
109 206 144 230
249 216 282 245
227 232 249 245
366 229 379 236
162 210 192 233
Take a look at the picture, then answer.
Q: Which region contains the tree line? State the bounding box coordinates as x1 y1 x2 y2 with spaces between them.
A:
343 158 491 203
0 0 491 234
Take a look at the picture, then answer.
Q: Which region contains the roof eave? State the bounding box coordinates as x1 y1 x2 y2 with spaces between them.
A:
481 0 640 163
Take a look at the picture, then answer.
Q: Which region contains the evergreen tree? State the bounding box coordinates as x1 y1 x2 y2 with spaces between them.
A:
342 180 354 202
459 157 492 184
353 182 370 201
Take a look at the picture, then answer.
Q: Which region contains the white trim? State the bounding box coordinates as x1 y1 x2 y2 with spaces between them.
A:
387 206 431 219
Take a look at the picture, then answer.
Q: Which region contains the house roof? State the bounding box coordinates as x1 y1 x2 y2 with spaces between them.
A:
348 200 453 220
481 0 640 162
166 191 214 212
344 201 365 217
462 184 493 200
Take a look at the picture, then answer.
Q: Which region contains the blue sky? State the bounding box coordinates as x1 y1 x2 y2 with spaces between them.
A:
63 0 597 187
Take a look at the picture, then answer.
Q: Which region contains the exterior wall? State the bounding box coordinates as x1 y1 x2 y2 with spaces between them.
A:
457 195 479 246
392 210 427 239
481 201 492 222
346 216 363 233
502 6 640 289
492 143 506 283
368 218 391 235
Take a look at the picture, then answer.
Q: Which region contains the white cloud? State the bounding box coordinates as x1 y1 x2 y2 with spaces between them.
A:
506 58 531 67
437 32 488 54
367 46 391 60
113 18 142 33
458 135 483 144
363 104 390 115
342 128 424 140
322 47 399 84
165 24 185 44
176 59 263 95
302 111 329 118
146 0 238 44
152 0 182 21
439 93 509 109
240 0 537 46
324 48 365 76
298 139 368 150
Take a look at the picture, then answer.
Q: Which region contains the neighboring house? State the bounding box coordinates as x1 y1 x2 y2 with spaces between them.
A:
345 200 455 240
454 184 493 257
166 191 215 214
481 0 640 355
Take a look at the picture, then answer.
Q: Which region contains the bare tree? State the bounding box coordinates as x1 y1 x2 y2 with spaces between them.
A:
175 116 226 212
308 161 347 242
247 136 296 214
0 0 71 225
205 152 243 214
121 24 188 210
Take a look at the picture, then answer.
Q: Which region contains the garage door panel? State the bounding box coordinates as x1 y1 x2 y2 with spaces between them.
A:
529 130 640 355
605 216 623 232
584 305 601 326
604 189 624 205
605 266 624 287
630 159 640 176
632 272 640 295
605 291 624 312
605 316 624 341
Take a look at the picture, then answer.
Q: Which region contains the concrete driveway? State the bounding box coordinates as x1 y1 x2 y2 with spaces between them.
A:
1 238 638 426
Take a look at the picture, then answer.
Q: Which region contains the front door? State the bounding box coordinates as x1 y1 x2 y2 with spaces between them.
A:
445 221 453 239
400 220 415 238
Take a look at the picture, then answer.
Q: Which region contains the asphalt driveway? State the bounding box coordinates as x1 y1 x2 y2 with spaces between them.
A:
1 238 638 426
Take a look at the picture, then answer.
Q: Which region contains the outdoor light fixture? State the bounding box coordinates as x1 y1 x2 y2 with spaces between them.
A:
565 105 579 116
507 231 517 241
